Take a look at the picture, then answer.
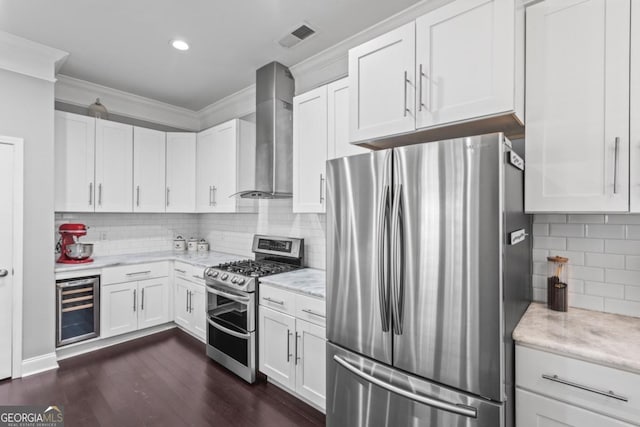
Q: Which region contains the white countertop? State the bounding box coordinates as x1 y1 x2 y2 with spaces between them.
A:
513 302 640 374
260 268 325 299
54 250 246 273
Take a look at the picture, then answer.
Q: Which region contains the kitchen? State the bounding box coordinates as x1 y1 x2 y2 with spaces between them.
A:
0 0 639 426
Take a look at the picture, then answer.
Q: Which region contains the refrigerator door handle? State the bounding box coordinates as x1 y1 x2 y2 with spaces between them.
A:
377 184 391 332
333 355 478 418
390 184 404 335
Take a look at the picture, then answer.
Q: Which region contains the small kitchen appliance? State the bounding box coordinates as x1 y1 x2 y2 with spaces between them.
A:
203 235 304 383
57 223 94 264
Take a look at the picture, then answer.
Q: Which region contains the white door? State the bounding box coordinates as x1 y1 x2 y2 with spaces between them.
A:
295 319 326 410
54 111 96 212
174 279 192 330
190 285 206 341
327 78 368 159
293 86 328 213
348 22 415 143
259 306 296 389
196 127 217 212
210 120 238 212
630 4 640 212
101 282 137 338
0 141 15 380
415 0 514 129
95 120 133 212
133 127 166 212
166 133 196 212
525 0 630 212
137 278 169 329
516 389 634 427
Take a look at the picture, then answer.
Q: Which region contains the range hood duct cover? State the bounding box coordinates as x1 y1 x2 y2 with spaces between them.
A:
238 61 294 199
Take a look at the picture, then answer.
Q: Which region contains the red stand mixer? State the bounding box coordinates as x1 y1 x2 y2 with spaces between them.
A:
56 223 94 264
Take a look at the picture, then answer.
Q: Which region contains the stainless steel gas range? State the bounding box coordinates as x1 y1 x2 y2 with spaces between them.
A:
204 235 304 383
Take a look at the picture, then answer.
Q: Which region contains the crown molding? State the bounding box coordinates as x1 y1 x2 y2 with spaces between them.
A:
0 31 68 82
197 84 256 130
55 75 200 131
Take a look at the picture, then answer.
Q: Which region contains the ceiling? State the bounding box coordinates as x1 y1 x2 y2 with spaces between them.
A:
0 0 421 111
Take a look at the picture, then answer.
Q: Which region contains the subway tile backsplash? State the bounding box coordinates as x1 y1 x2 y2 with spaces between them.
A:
533 214 640 318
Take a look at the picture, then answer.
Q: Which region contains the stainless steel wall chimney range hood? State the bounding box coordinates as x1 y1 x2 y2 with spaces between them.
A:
237 62 294 199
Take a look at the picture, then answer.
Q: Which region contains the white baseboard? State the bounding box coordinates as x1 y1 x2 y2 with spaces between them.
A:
21 352 59 377
56 323 176 361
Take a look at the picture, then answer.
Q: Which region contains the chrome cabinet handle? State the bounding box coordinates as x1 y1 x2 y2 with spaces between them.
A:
174 268 187 274
302 308 326 318
98 183 102 206
542 374 628 402
319 174 325 204
212 185 217 206
141 288 145 310
136 186 140 207
209 186 213 206
263 296 284 305
192 274 204 281
334 355 477 418
126 270 151 276
613 137 620 194
133 289 137 312
403 71 409 117
0 269 8 278
89 183 93 206
188 290 193 313
287 329 293 362
418 64 424 112
295 332 301 365
166 187 170 206
186 289 189 312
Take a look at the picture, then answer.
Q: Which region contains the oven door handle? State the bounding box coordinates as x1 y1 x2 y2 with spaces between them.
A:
207 317 251 340
206 286 251 303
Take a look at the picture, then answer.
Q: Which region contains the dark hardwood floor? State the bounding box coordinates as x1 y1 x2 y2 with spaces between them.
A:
0 329 326 427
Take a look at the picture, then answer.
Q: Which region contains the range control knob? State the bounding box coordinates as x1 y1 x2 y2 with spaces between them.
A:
212 271 219 278
221 273 229 281
231 277 238 284
237 278 246 285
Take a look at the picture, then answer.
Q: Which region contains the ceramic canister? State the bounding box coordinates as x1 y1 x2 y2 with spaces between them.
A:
187 237 199 252
173 235 186 251
197 239 209 252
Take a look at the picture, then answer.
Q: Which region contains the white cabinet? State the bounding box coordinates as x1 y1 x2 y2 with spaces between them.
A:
137 278 170 330
630 5 640 212
258 284 326 411
525 0 630 212
166 133 196 212
327 78 368 159
415 0 514 129
173 263 206 342
196 119 256 213
54 111 96 212
293 86 328 213
133 127 166 212
348 0 523 145
95 119 133 212
349 22 416 142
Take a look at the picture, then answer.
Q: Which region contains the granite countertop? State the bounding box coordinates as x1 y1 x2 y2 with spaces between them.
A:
54 250 246 273
513 302 640 374
260 268 325 299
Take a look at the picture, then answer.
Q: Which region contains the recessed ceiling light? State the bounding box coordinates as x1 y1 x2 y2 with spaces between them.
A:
171 39 189 51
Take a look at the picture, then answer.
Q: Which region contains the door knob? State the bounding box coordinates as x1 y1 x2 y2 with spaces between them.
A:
0 269 8 277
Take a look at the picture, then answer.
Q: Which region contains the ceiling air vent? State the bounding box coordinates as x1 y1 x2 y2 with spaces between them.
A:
278 24 317 48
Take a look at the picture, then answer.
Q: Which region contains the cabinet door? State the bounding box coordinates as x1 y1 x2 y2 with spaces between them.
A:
137 278 169 330
95 120 133 212
631 4 640 212
295 319 326 410
101 282 137 338
133 127 166 212
348 22 415 143
516 389 634 427
210 120 238 213
54 111 96 212
174 279 192 330
190 285 206 341
196 127 217 212
327 78 368 160
259 306 296 389
525 0 630 212
293 86 328 213
415 0 514 129
166 133 196 212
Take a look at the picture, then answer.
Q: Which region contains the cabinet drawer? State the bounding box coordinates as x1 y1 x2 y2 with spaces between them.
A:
516 345 640 424
173 261 206 284
102 262 169 285
260 284 295 315
295 294 326 327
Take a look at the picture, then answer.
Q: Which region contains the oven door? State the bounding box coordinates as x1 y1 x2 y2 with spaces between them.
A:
206 284 254 332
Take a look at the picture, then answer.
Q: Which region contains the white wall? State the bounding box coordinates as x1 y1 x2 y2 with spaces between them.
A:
0 68 56 360
532 214 640 318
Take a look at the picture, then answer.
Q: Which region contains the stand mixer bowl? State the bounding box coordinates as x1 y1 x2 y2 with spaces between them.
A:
65 243 94 260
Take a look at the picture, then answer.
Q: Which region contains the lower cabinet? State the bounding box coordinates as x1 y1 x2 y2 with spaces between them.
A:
258 287 326 411
101 277 170 338
174 277 206 341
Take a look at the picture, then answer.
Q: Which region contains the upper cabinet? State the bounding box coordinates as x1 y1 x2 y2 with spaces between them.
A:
54 111 96 212
348 0 523 146
196 119 256 213
630 4 640 212
133 127 166 213
327 78 368 159
95 120 134 212
525 0 630 212
166 133 196 213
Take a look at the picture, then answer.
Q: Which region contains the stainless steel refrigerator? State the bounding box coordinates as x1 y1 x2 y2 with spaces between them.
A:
326 133 531 427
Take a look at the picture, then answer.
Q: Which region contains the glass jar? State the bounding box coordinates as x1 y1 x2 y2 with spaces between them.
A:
547 256 569 312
